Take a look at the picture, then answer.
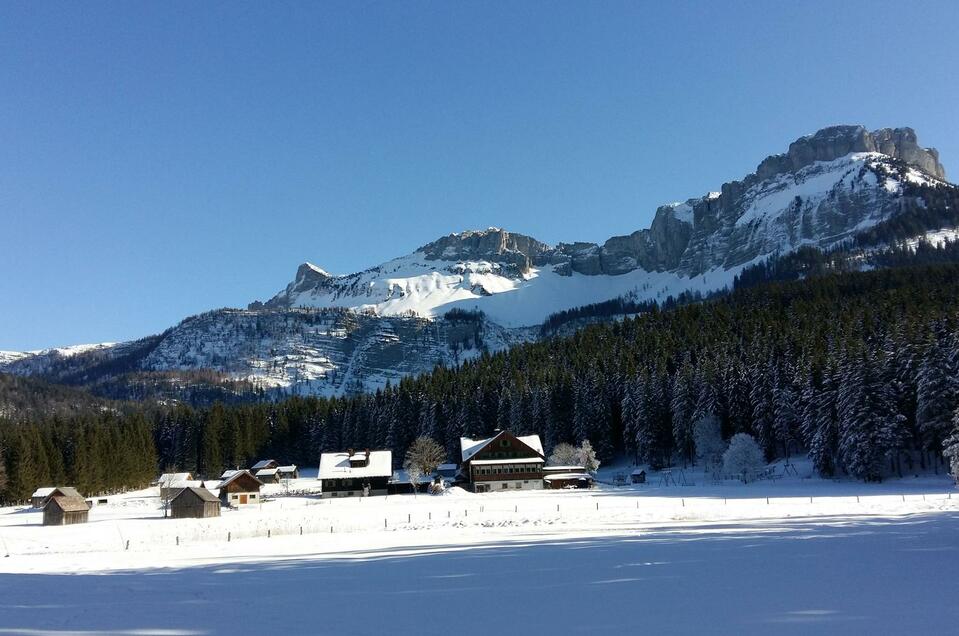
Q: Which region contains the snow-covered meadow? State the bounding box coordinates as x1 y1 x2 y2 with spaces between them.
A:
2 466 957 635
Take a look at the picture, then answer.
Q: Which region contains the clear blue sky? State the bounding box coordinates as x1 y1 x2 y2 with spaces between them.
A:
2 1 958 350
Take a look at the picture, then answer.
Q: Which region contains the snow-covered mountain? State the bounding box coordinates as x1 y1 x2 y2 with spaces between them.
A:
3 125 956 399
257 125 950 327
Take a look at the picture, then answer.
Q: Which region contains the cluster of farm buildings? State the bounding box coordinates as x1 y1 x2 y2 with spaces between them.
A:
31 430 596 525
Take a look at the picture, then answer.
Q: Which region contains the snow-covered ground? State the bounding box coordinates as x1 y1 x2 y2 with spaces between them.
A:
1 468 957 634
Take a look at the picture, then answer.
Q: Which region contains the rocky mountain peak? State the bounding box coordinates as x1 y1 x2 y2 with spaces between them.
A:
756 125 946 181
419 227 553 273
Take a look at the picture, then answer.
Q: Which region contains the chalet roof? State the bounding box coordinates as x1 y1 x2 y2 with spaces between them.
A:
251 460 277 470
631 468 647 475
32 487 57 498
319 450 392 479
34 486 82 499
219 470 263 490
277 465 297 472
544 465 586 472
172 487 219 504
220 469 241 479
437 463 458 471
460 432 545 463
255 468 279 477
45 495 90 513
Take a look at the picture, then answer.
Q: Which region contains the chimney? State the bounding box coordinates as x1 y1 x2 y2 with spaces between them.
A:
348 448 355 457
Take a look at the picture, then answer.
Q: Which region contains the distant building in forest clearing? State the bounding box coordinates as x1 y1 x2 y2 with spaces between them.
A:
31 486 82 509
255 468 280 484
217 470 263 507
42 496 90 526
277 465 299 480
169 487 221 519
460 431 545 493
543 465 594 489
319 449 392 498
251 459 279 472
631 469 647 484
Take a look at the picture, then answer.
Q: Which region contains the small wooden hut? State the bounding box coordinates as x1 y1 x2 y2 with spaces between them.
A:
169 487 221 519
42 496 90 526
631 469 647 484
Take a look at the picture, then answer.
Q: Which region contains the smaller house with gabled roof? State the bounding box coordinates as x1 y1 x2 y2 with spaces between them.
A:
43 495 90 526
277 465 299 480
460 430 545 493
217 470 263 507
255 468 280 484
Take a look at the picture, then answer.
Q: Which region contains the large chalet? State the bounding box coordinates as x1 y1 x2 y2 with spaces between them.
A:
460 430 545 493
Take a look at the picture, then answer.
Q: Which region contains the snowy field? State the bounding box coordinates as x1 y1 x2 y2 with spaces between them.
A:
2 466 958 635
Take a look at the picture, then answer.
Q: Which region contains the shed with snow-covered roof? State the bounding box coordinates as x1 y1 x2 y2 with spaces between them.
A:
460 430 545 493
31 486 82 509
255 468 280 484
319 449 392 498
277 465 299 480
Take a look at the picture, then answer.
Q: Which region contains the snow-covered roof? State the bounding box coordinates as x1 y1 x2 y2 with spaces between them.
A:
319 450 393 479
544 472 591 481
32 487 57 498
172 487 219 504
631 468 646 475
256 468 279 477
220 470 240 479
158 472 192 485
219 470 262 489
544 465 585 472
469 457 545 466
437 463 458 471
277 465 297 472
251 460 277 470
459 432 544 462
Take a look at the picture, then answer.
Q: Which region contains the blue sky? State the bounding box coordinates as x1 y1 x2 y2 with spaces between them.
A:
2 1 958 350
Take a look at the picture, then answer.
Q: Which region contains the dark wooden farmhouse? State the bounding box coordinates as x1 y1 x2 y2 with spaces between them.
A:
43 495 90 526
217 470 263 507
460 431 545 493
169 487 221 519
319 449 392 498
31 486 82 509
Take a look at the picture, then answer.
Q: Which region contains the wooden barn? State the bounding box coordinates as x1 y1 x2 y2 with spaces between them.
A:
169 487 221 519
31 486 82 509
42 495 90 526
217 470 263 507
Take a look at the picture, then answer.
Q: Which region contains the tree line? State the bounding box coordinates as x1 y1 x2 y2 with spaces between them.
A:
2 261 959 502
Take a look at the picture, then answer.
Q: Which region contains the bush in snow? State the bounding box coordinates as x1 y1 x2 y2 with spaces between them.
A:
722 433 765 483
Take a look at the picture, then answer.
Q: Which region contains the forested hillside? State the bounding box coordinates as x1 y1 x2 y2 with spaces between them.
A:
2 261 959 502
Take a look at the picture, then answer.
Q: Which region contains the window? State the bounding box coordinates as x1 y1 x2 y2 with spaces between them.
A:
501 483 508 489
500 439 511 448
250 494 257 499
231 494 238 500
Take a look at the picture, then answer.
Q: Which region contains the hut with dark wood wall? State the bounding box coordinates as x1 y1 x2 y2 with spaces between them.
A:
42 496 90 526
31 487 82 509
169 487 221 519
